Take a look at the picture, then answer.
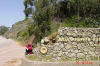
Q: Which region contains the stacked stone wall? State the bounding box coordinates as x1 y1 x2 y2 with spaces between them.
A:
33 27 100 61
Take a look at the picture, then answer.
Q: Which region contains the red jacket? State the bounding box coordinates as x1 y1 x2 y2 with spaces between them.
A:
25 43 32 50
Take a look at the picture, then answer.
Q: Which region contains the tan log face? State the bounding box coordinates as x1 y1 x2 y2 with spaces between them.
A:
40 46 48 54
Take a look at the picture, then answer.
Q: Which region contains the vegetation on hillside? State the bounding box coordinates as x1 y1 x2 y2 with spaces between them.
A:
6 0 100 45
4 18 34 41
23 0 100 44
0 26 9 35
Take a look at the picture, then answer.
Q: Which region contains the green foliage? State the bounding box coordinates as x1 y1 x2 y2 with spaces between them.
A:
28 24 43 42
23 0 100 44
17 30 29 40
0 26 9 35
24 0 34 17
24 8 32 17
23 0 100 19
27 0 53 42
26 54 53 62
61 16 100 28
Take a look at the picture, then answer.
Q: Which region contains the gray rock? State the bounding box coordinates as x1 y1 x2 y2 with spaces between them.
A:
83 48 90 52
58 51 62 57
59 44 64 48
77 53 85 59
65 44 72 49
54 46 61 51
68 53 76 58
62 48 67 52
74 49 79 53
65 52 68 56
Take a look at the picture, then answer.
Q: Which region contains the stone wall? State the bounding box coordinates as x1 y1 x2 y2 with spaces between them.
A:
33 27 100 61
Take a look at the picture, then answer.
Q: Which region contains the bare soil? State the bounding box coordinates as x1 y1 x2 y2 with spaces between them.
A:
0 36 24 66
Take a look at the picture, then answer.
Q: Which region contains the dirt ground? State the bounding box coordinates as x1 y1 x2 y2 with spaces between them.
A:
0 36 24 66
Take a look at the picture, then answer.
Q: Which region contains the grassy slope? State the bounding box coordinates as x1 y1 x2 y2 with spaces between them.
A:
4 16 100 40
4 18 34 40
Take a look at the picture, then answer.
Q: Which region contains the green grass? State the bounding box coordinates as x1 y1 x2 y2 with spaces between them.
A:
47 16 100 38
60 16 100 28
26 54 53 62
47 21 60 36
89 56 100 61
12 39 25 46
26 54 100 62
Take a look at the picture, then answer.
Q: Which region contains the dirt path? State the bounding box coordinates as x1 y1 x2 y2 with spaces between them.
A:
0 36 25 66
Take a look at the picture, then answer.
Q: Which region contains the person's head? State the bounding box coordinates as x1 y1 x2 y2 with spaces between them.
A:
28 43 31 46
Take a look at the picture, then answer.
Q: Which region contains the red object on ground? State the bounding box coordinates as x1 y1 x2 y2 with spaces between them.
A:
25 43 33 55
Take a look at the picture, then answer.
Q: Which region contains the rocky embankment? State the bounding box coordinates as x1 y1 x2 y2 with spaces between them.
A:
33 27 100 61
4 18 34 40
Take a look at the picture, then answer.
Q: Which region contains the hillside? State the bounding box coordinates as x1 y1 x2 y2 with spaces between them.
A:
0 26 9 35
4 18 34 40
4 17 100 44
3 0 100 45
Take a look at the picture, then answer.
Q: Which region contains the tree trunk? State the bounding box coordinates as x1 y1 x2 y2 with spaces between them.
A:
77 6 80 21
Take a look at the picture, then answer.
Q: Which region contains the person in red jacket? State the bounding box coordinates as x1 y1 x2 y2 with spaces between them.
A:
25 43 33 55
